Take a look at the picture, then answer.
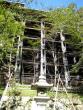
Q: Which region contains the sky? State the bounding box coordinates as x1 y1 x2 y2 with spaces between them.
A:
22 0 83 10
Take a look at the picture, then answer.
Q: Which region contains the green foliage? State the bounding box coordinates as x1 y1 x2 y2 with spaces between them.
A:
0 2 24 73
0 85 4 95
71 54 83 74
46 4 81 35
47 91 83 102
0 1 83 75
9 84 37 96
28 39 40 47
46 4 83 74
1 96 22 110
7 81 37 96
47 91 55 98
8 78 21 96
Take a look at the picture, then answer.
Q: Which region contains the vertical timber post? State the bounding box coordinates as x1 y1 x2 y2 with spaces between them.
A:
60 30 70 87
52 51 57 86
15 36 22 83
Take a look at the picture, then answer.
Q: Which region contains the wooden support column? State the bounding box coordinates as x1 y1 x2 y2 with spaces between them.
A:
60 30 70 87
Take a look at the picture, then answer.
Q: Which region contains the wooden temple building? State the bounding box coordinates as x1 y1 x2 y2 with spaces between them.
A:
0 2 82 87
14 20 81 87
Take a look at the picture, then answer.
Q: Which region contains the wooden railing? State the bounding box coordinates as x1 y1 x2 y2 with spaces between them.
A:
21 74 83 86
0 72 83 87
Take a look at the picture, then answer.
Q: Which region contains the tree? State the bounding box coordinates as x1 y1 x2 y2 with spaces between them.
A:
0 1 24 73
46 4 83 74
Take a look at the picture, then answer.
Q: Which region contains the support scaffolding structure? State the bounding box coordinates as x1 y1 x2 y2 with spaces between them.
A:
14 20 80 87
